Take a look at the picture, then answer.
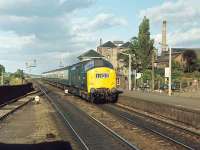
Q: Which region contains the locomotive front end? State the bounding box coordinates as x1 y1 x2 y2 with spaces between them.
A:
87 67 118 103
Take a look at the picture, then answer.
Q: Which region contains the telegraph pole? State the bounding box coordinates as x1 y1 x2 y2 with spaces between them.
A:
120 52 133 91
26 59 37 76
134 69 137 90
128 54 132 90
168 47 172 96
21 70 24 84
159 43 172 96
151 49 155 91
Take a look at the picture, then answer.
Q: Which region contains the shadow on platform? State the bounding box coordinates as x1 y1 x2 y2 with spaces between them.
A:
0 141 72 150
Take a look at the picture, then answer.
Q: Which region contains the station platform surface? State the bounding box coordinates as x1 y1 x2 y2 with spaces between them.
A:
120 90 200 111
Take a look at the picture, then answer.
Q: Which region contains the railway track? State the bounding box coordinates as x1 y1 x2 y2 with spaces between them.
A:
38 84 139 150
100 104 200 150
116 103 200 136
0 91 38 121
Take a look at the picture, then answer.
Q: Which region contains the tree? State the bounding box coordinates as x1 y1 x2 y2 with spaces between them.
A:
172 60 183 81
193 71 200 80
118 37 139 70
137 16 154 71
183 50 197 72
0 64 5 74
12 69 24 78
142 69 152 81
117 15 154 88
118 16 154 72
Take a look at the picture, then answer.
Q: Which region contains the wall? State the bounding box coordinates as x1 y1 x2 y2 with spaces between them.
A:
0 83 34 105
120 96 200 129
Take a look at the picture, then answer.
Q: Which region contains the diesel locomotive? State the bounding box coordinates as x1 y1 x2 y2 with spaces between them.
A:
42 58 119 103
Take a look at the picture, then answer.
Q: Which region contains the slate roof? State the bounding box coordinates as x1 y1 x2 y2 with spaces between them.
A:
100 41 117 48
113 41 124 45
172 48 200 58
173 48 200 52
78 49 104 60
120 42 131 48
156 53 181 63
157 48 200 63
163 48 200 55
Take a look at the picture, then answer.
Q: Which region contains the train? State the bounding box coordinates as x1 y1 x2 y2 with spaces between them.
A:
42 58 119 103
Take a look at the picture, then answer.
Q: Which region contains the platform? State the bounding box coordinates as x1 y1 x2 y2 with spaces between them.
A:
121 90 200 111
0 96 74 150
118 90 200 129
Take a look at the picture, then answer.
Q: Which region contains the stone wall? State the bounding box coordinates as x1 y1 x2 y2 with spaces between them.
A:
0 83 34 105
120 96 200 129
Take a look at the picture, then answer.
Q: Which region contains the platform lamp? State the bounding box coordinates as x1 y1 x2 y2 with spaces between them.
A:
159 43 172 96
119 52 135 91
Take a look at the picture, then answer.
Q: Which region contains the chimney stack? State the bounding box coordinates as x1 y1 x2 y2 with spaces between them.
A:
100 38 103 46
162 20 167 52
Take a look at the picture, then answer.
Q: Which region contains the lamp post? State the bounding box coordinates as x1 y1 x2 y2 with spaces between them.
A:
120 52 134 91
151 49 155 91
128 54 132 90
159 43 172 96
21 70 24 84
168 46 172 96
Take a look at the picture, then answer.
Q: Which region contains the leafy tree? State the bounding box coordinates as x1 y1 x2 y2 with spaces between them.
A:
118 37 140 70
12 69 24 78
194 59 200 72
193 71 200 80
172 60 183 81
137 16 154 71
0 64 5 74
0 64 5 85
118 16 154 72
183 50 197 72
142 69 152 82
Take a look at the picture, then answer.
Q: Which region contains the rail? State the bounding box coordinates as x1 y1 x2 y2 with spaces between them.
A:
101 104 199 150
38 83 140 150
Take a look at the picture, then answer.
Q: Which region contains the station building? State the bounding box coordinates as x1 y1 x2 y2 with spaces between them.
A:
78 49 104 62
156 48 200 69
97 40 131 89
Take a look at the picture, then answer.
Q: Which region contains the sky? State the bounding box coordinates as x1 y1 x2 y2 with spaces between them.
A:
0 0 199 74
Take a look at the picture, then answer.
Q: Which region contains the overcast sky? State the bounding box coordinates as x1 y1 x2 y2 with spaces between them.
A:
0 0 199 74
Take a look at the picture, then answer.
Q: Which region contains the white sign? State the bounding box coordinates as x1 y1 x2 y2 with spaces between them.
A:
64 89 69 94
35 96 40 103
165 67 170 77
136 73 142 79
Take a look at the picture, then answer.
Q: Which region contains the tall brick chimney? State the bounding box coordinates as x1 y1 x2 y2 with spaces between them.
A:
162 20 167 52
100 38 103 46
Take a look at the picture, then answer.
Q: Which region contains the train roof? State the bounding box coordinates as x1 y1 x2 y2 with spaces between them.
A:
42 58 107 74
42 65 71 74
